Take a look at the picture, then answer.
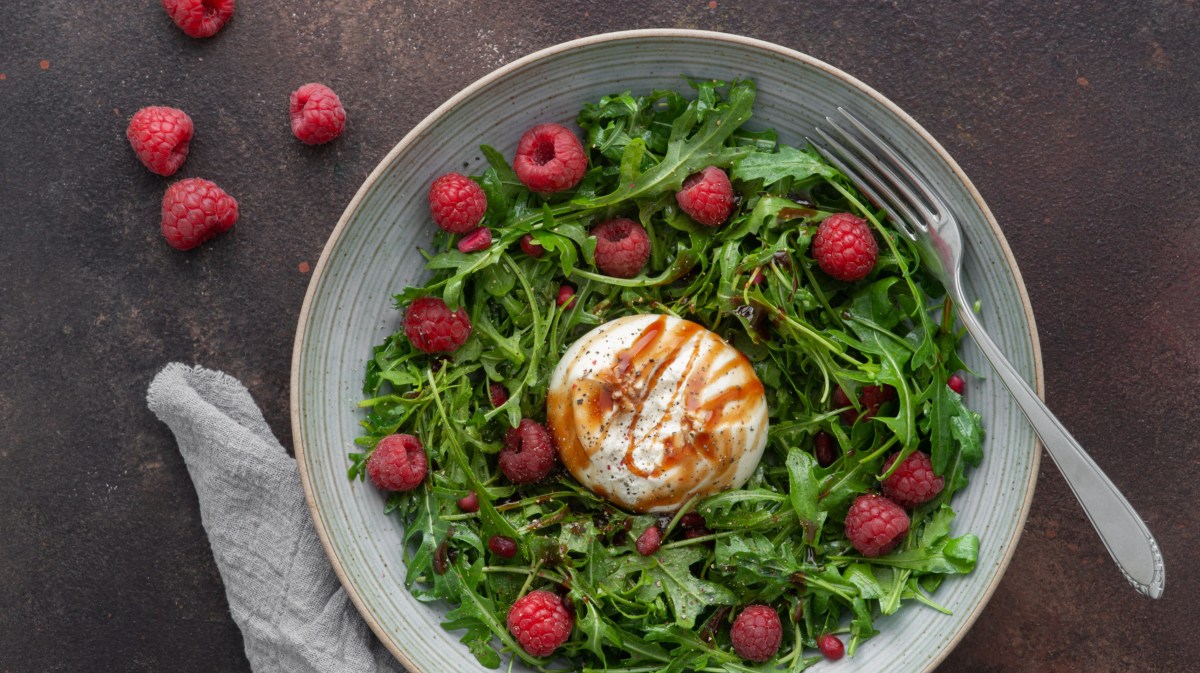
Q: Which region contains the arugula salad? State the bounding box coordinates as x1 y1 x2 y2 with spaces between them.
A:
351 78 984 672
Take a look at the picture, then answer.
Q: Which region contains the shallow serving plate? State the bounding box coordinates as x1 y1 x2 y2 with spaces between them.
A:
291 29 1043 673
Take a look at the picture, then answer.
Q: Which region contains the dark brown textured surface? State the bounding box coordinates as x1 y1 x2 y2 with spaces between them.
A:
1 1 1197 671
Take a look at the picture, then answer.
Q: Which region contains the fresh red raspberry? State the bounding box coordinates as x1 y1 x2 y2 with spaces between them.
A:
499 419 557 484
489 383 509 408
812 212 878 282
161 0 235 38
813 430 837 467
489 535 518 558
680 512 706 529
833 384 896 424
591 218 651 278
507 590 573 657
404 297 471 353
882 451 945 508
366 433 428 492
513 123 587 194
556 285 577 309
127 106 193 176
429 173 487 234
635 525 662 556
457 227 493 253
457 491 479 513
844 494 910 557
676 166 735 227
160 178 238 250
289 83 346 145
948 373 966 395
730 605 782 662
818 633 845 660
520 234 545 257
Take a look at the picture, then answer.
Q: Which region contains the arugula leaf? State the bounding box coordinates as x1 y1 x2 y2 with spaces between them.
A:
732 144 836 185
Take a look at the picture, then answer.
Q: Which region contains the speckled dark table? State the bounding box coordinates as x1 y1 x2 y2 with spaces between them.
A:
1 2 1197 671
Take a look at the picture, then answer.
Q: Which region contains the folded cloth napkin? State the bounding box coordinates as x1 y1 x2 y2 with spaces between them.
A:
147 363 404 673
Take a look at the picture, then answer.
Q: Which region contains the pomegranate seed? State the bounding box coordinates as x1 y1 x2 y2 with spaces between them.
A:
456 226 493 253
635 525 662 556
488 535 518 558
457 491 479 513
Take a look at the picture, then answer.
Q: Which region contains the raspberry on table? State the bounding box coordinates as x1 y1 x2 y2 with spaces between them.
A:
812 212 878 282
556 285 577 309
591 218 651 278
160 178 238 250
507 589 573 657
366 433 428 492
635 525 662 556
844 494 910 557
429 173 487 234
457 491 479 513
676 166 735 227
457 227 493 253
730 604 782 662
404 297 471 353
127 106 193 177
833 384 896 424
818 633 845 660
520 234 545 257
948 373 966 395
499 419 557 484
882 451 945 508
488 535 518 558
513 123 587 194
161 0 235 38
289 83 346 145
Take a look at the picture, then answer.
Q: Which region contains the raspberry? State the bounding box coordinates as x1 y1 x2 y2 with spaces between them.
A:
366 433 428 492
680 512 706 529
127 106 193 176
520 234 545 257
429 173 487 234
404 297 471 353
499 419 557 484
818 633 845 660
457 491 479 513
833 384 895 424
289 83 346 145
489 535 518 558
948 373 966 395
513 123 587 194
457 227 493 253
160 178 238 250
591 218 651 278
489 383 508 408
676 166 735 227
556 285 577 309
730 605 782 662
812 212 878 282
507 590 573 657
844 494 910 557
635 525 662 556
161 0 234 38
813 431 837 467
882 451 945 508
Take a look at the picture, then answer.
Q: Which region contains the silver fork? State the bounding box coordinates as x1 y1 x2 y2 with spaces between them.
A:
810 109 1165 599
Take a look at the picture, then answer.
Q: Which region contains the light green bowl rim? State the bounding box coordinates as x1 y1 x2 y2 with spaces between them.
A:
290 28 1044 673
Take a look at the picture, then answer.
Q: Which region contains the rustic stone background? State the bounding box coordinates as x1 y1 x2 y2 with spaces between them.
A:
1 1 1196 671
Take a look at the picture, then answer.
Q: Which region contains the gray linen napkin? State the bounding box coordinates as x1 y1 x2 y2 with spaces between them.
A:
147 363 404 673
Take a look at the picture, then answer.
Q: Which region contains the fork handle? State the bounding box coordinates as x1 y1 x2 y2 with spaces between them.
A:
953 286 1165 599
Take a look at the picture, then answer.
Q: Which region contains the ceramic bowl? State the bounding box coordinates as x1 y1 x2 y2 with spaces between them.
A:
292 29 1042 673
